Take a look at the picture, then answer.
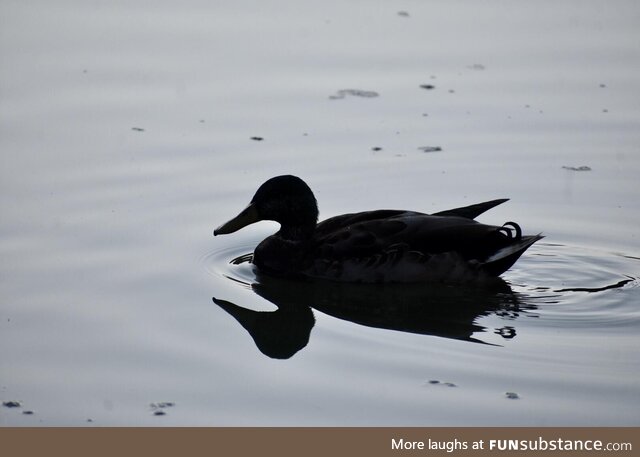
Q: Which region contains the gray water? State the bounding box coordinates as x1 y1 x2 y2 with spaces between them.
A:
1 0 639 426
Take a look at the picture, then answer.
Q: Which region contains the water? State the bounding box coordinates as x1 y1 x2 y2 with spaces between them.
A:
1 0 639 426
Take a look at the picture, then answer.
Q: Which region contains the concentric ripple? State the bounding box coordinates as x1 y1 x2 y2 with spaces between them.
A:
506 242 640 328
199 241 256 285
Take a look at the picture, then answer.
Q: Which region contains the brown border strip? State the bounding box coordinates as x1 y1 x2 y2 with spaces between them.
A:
0 427 637 457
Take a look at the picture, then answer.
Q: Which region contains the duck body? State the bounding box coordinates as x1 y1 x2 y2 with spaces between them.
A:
215 175 542 283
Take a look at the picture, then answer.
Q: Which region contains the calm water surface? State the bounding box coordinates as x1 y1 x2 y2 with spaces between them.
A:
1 0 639 425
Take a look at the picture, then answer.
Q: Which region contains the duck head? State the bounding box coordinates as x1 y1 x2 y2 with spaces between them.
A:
214 175 319 240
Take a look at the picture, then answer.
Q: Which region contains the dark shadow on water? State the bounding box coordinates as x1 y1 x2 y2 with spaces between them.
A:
213 269 535 359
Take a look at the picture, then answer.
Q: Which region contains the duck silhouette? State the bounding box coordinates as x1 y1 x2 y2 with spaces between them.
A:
214 175 542 283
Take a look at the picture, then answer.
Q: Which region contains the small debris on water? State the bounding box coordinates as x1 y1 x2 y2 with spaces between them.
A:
420 84 435 90
562 165 591 171
599 83 606 88
418 146 442 153
397 11 410 17
131 127 145 132
150 401 175 416
468 63 486 70
3 401 21 408
329 89 379 100
371 147 383 151
505 392 520 400
426 380 457 387
22 410 34 415
151 402 175 408
250 136 264 141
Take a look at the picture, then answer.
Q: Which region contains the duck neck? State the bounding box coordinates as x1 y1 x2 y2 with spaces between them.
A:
278 222 315 241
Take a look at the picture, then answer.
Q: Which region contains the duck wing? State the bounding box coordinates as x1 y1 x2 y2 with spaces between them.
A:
315 209 419 238
306 213 541 282
313 214 511 262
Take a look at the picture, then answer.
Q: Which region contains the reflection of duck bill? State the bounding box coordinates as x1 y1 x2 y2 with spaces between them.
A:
213 296 314 359
213 277 532 359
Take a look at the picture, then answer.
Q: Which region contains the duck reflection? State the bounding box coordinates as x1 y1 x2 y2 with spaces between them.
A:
213 268 532 359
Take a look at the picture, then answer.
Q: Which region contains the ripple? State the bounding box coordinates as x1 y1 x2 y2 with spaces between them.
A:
507 243 640 328
199 242 256 285
510 243 639 291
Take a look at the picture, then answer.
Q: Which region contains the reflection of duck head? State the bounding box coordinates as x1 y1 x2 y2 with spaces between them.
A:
214 269 533 359
213 296 314 359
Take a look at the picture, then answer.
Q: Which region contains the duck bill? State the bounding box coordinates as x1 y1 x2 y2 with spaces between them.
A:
214 203 260 235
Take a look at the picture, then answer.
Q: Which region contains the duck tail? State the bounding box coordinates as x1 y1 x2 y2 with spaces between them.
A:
433 198 509 219
482 233 544 276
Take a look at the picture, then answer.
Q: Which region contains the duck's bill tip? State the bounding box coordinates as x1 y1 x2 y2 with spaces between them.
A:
213 221 239 236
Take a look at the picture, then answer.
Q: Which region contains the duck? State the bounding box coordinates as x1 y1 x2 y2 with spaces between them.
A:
214 175 542 283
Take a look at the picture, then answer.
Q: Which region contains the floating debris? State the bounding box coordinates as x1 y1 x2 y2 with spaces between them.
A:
418 146 442 153
22 410 34 415
448 89 456 93
599 83 606 88
505 392 520 400
150 401 175 416
562 165 591 172
419 84 435 90
397 11 410 17
2 401 21 408
426 380 457 387
468 63 486 70
131 127 145 132
250 136 264 141
371 147 383 151
151 402 175 408
329 89 379 100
